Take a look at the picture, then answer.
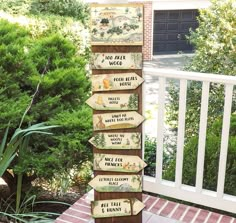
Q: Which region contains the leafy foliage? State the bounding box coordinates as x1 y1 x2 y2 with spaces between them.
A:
0 20 92 191
144 136 175 178
186 0 236 75
30 0 90 25
164 115 236 196
0 0 90 26
165 0 236 189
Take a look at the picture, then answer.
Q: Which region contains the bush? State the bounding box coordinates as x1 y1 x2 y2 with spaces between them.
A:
0 20 92 193
186 0 236 75
164 114 236 195
144 136 176 178
30 0 90 25
0 0 90 25
165 0 236 194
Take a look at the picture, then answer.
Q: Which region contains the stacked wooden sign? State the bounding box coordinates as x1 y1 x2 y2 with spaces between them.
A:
87 4 146 223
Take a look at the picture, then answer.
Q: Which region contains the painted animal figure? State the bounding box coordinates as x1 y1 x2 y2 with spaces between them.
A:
120 103 127 109
96 115 106 129
119 183 132 192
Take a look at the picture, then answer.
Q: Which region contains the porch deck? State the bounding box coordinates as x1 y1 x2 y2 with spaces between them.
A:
55 192 236 223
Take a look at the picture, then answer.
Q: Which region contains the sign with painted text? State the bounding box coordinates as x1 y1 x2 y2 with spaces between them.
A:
91 53 142 69
91 4 143 45
94 153 147 173
89 175 142 192
93 111 145 131
89 132 141 150
91 198 145 218
91 73 144 92
86 93 138 111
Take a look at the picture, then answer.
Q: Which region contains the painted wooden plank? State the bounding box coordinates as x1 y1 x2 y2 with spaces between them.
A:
86 93 138 110
196 81 210 193
91 53 142 69
89 175 142 192
217 84 233 198
156 77 166 182
92 73 144 92
91 198 145 218
91 4 143 45
93 111 145 131
93 153 147 173
89 132 141 150
175 79 187 188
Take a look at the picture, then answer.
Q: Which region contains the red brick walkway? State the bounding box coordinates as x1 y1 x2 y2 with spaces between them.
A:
55 192 236 223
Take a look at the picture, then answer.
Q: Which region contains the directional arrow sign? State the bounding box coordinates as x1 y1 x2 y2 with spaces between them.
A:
89 175 142 192
93 111 145 131
86 93 138 111
91 53 142 69
91 198 145 218
89 132 141 150
94 153 147 173
91 73 144 91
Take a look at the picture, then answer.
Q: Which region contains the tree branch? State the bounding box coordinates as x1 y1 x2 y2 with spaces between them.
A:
19 58 50 128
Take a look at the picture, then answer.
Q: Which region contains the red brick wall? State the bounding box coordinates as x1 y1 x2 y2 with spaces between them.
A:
142 1 153 61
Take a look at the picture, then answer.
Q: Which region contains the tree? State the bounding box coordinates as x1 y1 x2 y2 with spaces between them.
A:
186 0 236 75
100 18 109 26
128 94 138 110
0 20 92 193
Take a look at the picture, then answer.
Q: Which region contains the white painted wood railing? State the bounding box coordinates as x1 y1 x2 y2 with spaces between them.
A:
142 68 236 213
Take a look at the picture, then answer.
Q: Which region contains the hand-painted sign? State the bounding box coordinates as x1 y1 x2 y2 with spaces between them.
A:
91 198 145 218
91 53 142 69
93 112 145 131
89 132 141 150
89 175 142 192
91 4 143 46
94 153 147 173
91 73 144 92
86 94 138 111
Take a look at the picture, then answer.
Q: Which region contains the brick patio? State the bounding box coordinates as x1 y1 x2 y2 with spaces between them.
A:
55 192 236 223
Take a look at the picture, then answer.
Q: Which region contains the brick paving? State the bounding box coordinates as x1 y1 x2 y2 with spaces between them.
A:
55 192 236 223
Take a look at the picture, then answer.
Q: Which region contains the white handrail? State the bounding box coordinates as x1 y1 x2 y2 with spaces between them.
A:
143 68 236 85
143 68 236 213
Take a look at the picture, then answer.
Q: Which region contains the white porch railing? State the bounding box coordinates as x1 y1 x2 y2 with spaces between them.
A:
142 68 236 213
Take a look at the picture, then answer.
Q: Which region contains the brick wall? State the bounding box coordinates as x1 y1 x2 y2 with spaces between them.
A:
142 1 153 61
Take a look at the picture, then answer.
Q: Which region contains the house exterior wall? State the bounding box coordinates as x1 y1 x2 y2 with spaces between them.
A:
142 1 153 61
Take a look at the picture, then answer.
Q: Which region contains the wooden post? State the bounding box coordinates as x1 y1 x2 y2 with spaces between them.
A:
89 4 145 223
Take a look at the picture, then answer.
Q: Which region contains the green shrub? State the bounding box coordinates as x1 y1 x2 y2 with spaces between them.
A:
144 136 176 178
0 0 90 25
0 0 32 15
144 136 157 177
30 0 90 25
186 0 236 75
164 114 236 195
0 20 92 193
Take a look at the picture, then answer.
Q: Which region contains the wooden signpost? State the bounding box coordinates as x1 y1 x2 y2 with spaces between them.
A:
91 53 142 69
93 112 145 131
91 198 145 218
89 175 142 192
89 132 141 150
90 3 144 223
91 73 144 92
86 93 138 111
94 153 147 173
